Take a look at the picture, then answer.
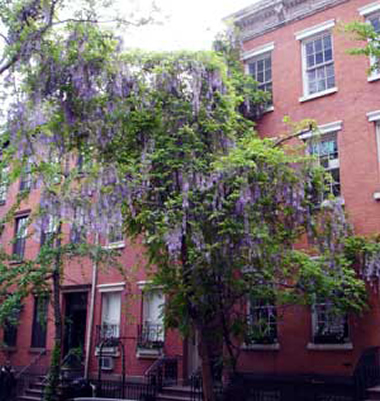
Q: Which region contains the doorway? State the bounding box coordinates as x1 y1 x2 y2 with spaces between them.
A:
63 292 88 357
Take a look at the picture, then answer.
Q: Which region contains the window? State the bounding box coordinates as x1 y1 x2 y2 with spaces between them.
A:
312 300 349 344
296 20 336 100
31 296 49 348
40 215 58 248
19 159 32 191
303 33 335 96
359 3 380 81
0 167 9 205
246 298 277 345
307 132 340 197
248 52 273 106
13 216 28 259
100 292 121 340
368 13 380 80
107 225 124 245
3 305 21 347
138 290 164 348
70 207 86 244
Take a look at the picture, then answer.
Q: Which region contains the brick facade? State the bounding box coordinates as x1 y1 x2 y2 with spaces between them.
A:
233 0 380 379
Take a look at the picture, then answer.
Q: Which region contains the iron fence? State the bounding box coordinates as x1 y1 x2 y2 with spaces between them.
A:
137 324 164 350
92 379 156 401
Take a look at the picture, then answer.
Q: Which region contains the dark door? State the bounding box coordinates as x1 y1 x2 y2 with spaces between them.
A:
63 292 88 356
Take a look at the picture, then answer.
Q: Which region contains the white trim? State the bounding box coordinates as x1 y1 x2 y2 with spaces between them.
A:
295 19 335 41
299 86 338 103
299 120 343 140
137 280 152 290
359 2 380 16
367 110 380 122
307 342 353 351
103 240 125 250
97 282 125 293
242 343 280 351
242 42 275 61
368 73 380 82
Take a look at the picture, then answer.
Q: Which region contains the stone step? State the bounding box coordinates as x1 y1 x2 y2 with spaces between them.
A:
367 385 380 400
160 385 193 398
17 396 42 401
157 395 192 401
25 388 44 397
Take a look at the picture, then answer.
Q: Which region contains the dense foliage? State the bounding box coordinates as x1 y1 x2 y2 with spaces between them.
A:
0 11 371 400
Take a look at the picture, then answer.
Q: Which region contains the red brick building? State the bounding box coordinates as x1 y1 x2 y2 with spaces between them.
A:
2 0 380 400
227 0 380 398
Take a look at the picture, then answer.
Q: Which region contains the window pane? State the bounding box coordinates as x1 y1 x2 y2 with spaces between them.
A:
315 38 323 52
306 42 314 55
324 48 333 62
307 55 315 68
323 35 332 49
315 52 324 65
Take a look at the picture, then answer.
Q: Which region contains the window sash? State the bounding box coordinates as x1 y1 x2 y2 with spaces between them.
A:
0 167 9 204
307 132 340 197
367 13 380 76
31 297 48 348
312 301 349 344
246 300 277 344
13 216 28 258
143 291 164 342
40 216 58 247
303 32 335 95
248 53 273 106
20 161 32 191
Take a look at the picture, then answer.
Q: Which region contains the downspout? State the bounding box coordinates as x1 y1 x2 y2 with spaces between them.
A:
84 232 99 379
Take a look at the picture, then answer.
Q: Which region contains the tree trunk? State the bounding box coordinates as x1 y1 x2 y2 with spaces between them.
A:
44 227 63 401
198 327 216 401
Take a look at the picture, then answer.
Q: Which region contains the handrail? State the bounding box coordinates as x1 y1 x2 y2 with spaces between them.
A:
353 346 380 400
16 349 47 378
144 355 178 392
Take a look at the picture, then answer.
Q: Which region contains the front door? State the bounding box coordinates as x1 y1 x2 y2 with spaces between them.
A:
63 292 88 356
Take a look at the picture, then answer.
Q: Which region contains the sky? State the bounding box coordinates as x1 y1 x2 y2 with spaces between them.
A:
123 0 258 51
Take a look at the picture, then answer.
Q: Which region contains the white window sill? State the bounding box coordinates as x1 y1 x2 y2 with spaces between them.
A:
368 74 380 82
242 343 280 351
299 87 338 103
103 241 125 250
95 346 120 357
136 348 163 359
263 105 274 113
307 342 353 351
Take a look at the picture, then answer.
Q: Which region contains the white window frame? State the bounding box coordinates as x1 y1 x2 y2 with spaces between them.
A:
301 121 343 201
0 166 9 205
100 290 122 339
245 298 278 347
359 3 380 82
367 111 380 199
310 300 350 345
295 20 338 102
137 281 165 345
105 224 125 249
243 42 275 112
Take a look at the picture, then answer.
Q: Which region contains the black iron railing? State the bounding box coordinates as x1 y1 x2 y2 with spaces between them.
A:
189 368 223 401
96 324 121 344
145 356 178 392
13 349 49 400
354 346 380 400
93 379 156 400
138 324 164 350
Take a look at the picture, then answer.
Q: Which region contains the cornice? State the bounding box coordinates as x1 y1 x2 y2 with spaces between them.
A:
229 0 350 42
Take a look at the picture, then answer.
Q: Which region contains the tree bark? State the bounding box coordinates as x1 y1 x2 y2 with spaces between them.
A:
198 327 216 401
44 226 63 401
